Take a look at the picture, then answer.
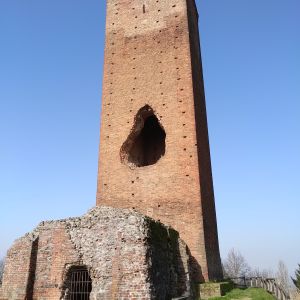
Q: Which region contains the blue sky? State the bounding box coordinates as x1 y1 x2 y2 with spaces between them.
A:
0 1 299 276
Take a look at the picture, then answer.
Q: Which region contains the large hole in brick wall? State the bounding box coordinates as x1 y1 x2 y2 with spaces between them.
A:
62 266 92 300
120 105 166 168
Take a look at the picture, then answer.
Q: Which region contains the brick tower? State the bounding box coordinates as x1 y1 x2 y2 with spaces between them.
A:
97 0 223 281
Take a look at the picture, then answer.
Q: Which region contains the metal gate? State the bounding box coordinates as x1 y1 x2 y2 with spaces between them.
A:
67 267 92 300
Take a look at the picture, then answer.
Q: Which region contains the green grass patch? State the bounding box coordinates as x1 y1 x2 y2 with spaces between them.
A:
209 287 276 300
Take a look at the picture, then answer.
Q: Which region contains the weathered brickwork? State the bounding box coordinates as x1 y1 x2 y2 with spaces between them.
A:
0 206 192 300
97 0 222 281
1 1 223 298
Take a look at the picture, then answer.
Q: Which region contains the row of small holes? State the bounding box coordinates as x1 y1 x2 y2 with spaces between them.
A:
106 3 122 132
131 177 140 196
171 12 190 149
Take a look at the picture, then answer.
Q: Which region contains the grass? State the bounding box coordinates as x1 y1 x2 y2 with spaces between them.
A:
209 287 276 300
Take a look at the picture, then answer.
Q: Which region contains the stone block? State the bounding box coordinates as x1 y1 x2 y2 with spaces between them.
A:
195 282 233 299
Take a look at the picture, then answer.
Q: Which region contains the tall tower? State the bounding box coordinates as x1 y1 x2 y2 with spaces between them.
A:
97 0 222 281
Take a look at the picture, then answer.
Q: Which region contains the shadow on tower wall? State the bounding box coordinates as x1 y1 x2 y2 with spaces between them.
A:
148 221 204 299
25 237 39 299
186 0 223 281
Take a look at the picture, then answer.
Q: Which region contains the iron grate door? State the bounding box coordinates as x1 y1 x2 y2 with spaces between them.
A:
68 268 92 300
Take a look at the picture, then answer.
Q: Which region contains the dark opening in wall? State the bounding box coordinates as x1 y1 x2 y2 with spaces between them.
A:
120 105 166 168
62 266 92 300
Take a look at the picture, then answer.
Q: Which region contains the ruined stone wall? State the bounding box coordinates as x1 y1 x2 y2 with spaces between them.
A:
96 0 222 281
0 206 191 300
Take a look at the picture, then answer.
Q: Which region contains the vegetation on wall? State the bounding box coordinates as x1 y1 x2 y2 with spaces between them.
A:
292 264 300 291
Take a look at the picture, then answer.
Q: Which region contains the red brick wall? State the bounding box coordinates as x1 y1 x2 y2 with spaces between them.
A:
32 225 79 299
97 0 222 281
0 237 33 299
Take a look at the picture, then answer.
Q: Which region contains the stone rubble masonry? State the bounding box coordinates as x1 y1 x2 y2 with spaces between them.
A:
97 0 223 281
0 206 192 300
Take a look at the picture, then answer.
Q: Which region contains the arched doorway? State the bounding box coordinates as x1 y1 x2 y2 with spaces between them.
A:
63 266 92 300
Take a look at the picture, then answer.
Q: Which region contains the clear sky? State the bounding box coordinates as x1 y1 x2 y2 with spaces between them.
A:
0 0 299 277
